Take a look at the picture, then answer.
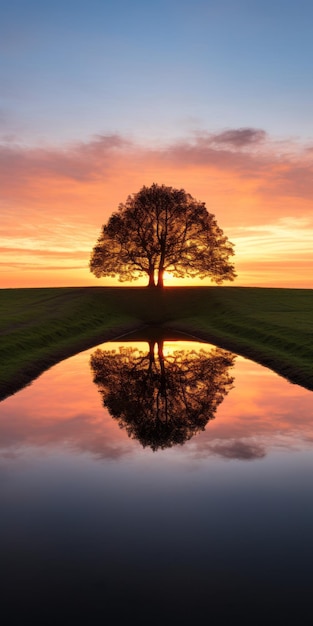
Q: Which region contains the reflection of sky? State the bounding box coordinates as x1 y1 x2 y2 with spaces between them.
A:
1 341 313 620
0 341 312 461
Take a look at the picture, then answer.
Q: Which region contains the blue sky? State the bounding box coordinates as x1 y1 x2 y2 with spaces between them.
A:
2 0 313 145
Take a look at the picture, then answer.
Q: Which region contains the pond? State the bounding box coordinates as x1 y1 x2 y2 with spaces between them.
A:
0 337 313 623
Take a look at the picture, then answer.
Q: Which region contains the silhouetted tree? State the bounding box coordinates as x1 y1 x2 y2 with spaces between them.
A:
90 183 236 287
90 341 235 451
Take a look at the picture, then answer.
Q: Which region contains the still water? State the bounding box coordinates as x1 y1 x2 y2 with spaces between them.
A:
0 339 313 623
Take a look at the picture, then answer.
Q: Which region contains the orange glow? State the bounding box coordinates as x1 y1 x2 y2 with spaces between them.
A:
1 134 313 288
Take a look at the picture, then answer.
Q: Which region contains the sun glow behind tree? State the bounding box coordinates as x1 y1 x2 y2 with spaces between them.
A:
90 183 236 287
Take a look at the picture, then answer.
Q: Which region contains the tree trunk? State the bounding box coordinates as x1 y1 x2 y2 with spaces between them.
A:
157 241 166 288
148 269 156 287
148 341 156 370
157 341 168 422
157 340 164 363
157 270 164 288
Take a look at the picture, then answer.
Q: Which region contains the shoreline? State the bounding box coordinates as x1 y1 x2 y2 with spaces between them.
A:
1 319 312 403
0 321 145 402
164 322 313 392
1 286 312 401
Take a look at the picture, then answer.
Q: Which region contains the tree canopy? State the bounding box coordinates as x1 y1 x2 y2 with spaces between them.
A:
90 183 236 287
90 340 235 451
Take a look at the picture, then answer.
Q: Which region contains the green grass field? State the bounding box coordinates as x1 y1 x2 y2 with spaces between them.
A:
0 286 313 400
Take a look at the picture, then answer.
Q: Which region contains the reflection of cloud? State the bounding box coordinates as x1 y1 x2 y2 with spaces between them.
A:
0 342 312 462
0 409 134 461
207 439 266 460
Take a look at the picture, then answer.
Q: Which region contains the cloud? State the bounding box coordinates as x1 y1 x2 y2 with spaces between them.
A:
0 133 131 186
0 128 301 177
231 217 313 260
161 133 269 173
158 133 313 198
0 247 87 257
0 263 86 271
208 439 266 460
1 127 313 287
260 162 313 198
1 343 313 458
210 128 267 148
0 410 134 461
1 128 313 202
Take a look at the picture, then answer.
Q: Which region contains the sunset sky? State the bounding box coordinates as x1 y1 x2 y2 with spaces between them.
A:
1 0 313 288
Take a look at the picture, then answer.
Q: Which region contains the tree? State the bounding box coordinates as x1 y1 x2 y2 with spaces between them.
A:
90 338 235 451
90 183 236 287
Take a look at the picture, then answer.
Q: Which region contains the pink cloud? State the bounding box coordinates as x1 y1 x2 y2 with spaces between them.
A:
0 128 310 189
0 133 131 185
1 128 313 287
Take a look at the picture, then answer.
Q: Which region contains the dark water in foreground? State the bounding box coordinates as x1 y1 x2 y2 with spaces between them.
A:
0 339 313 624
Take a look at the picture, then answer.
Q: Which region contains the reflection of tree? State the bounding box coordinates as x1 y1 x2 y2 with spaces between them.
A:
90 341 235 451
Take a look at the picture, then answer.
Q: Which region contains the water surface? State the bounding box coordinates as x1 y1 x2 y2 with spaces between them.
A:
1 340 312 623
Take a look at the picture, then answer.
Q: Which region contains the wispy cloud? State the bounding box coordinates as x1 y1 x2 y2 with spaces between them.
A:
232 217 313 257
0 128 312 287
1 128 313 198
0 133 131 186
0 127 305 170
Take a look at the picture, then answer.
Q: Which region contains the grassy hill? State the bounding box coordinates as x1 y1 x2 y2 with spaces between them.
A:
0 286 312 400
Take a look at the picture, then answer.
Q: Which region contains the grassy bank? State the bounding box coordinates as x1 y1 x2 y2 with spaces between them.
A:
0 287 144 401
162 287 313 391
0 286 312 400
